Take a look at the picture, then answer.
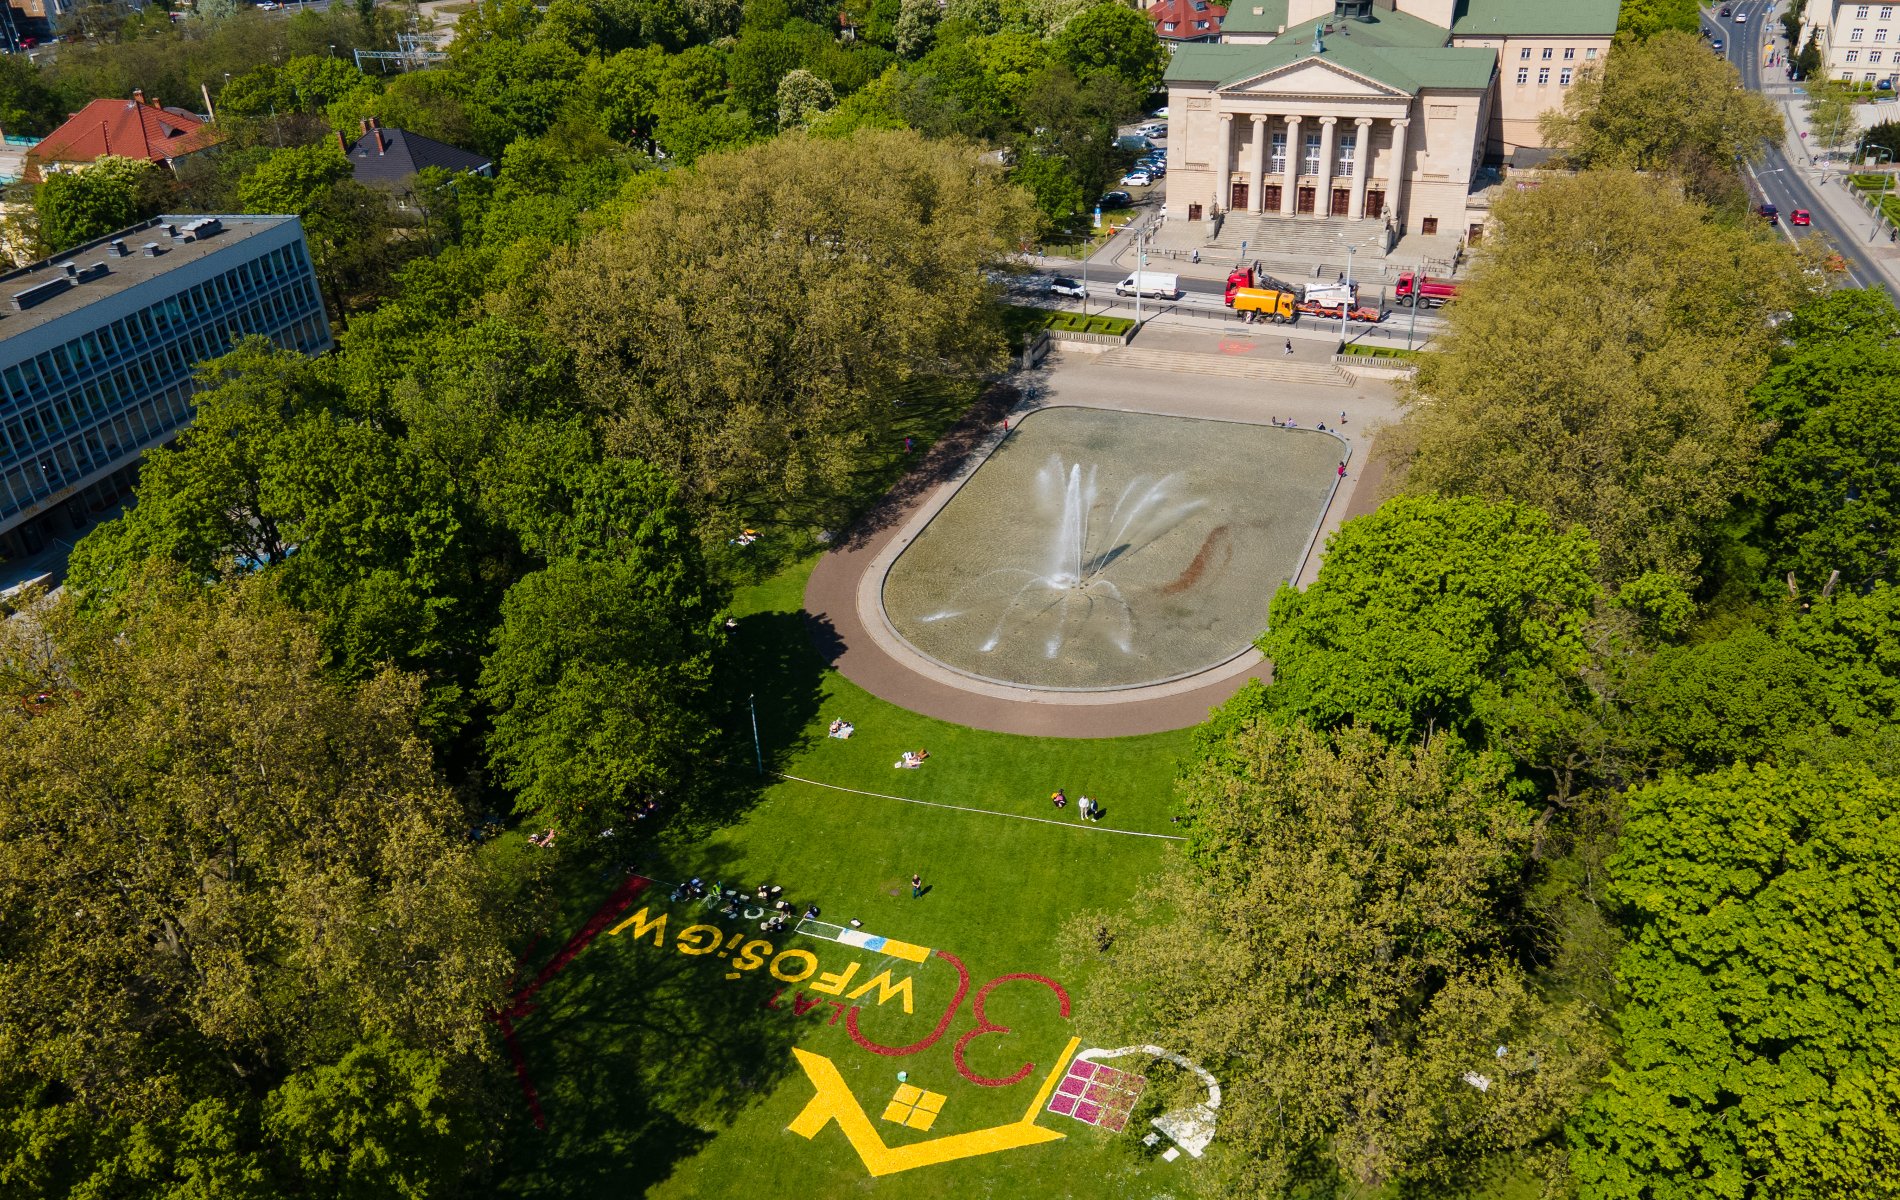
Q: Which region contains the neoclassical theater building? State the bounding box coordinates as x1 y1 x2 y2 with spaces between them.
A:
1160 0 1618 251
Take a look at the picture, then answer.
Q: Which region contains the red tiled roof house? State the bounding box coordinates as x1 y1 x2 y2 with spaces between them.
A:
1150 0 1226 42
25 90 221 181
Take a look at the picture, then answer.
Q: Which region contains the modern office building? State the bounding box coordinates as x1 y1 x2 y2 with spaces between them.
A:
0 214 330 561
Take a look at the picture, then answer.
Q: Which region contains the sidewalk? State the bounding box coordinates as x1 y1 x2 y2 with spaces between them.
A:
1756 3 1900 292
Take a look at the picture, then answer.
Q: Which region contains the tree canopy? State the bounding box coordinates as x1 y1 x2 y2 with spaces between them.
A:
1570 762 1900 1200
1540 31 1781 205
1260 494 1600 739
1069 722 1606 1197
0 567 516 1197
1402 169 1806 586
543 127 1036 532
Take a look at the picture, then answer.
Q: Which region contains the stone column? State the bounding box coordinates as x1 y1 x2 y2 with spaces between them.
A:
1215 113 1234 214
1246 114 1269 213
1348 116 1374 219
1279 114 1302 217
1386 116 1411 227
1315 116 1338 219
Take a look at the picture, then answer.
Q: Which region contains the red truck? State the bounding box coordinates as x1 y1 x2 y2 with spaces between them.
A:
1394 271 1457 307
1224 264 1304 305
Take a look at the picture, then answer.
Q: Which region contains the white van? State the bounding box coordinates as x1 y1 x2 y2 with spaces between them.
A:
1115 272 1180 299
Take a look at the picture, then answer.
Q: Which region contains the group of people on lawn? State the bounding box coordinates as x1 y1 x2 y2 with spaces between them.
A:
1050 788 1102 822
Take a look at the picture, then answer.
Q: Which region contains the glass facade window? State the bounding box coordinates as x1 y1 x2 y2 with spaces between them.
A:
1270 131 1286 173
1302 133 1321 174
1538 67 1550 84
1517 67 1529 83
0 222 330 534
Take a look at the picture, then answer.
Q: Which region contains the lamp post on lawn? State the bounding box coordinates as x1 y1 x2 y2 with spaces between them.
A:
1133 224 1146 328
749 693 762 775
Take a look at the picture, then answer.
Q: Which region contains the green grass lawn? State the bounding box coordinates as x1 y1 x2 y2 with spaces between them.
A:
495 558 1216 1198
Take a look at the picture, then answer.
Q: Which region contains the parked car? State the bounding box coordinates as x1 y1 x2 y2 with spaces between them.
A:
1099 190 1132 208
1758 202 1779 223
1121 170 1154 186
1136 122 1167 139
1049 276 1087 299
1791 208 1812 225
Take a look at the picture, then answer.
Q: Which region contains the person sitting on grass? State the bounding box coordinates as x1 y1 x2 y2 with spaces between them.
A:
1051 789 1067 809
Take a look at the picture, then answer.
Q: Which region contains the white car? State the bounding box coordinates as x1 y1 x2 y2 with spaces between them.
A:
1733 7 1747 19
1049 276 1087 299
1136 122 1167 139
1121 170 1154 186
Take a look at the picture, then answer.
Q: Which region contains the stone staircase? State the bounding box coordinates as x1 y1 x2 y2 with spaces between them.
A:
1099 346 1356 388
1199 214 1391 276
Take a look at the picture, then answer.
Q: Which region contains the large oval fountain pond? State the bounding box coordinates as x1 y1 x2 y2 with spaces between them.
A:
881 407 1344 691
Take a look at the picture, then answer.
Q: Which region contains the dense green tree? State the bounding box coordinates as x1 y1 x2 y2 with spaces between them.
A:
1010 146 1083 219
34 156 166 254
1751 289 1900 591
0 54 65 137
1615 0 1701 38
263 1038 489 1199
1261 494 1601 739
775 66 836 127
0 567 515 1191
1068 723 1605 1196
1570 762 1900 1200
544 129 1036 533
1403 170 1806 585
1626 627 1823 770
479 461 722 832
1540 31 1780 205
67 341 486 703
1050 0 1164 94
237 141 397 310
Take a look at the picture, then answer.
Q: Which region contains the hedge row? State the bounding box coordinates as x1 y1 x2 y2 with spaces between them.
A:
1044 311 1134 337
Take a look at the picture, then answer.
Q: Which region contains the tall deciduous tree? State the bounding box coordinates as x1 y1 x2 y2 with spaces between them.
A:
1751 289 1900 592
543 128 1037 532
1066 723 1606 1196
1570 762 1900 1200
34 155 166 254
0 567 516 1190
1261 494 1601 739
1401 170 1806 586
478 460 723 833
1540 31 1782 204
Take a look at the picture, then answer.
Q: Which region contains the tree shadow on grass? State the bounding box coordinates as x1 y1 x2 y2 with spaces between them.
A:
497 854 807 1197
833 381 1020 552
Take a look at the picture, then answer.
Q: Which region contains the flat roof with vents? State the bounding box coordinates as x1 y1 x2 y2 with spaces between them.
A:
0 214 297 339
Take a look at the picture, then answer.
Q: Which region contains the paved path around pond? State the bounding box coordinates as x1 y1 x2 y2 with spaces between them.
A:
802 331 1403 737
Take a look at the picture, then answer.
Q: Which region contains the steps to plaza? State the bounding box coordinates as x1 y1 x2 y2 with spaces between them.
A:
1098 346 1357 388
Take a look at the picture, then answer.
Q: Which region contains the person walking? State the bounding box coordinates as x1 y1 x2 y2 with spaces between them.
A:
1337 462 1347 479
1283 339 1294 356
911 873 923 899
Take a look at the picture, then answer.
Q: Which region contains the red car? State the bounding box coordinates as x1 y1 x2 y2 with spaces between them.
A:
1791 209 1812 226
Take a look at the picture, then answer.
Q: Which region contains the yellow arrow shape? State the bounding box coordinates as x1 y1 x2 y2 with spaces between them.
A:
786 1037 1082 1177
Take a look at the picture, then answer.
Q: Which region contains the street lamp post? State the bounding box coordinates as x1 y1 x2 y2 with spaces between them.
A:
1405 261 1422 352
1337 237 1363 347
1865 143 1896 241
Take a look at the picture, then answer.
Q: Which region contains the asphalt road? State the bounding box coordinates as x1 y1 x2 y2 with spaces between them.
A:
1714 2 1888 293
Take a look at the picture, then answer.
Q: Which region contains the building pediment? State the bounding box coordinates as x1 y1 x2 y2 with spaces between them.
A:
1220 57 1413 99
